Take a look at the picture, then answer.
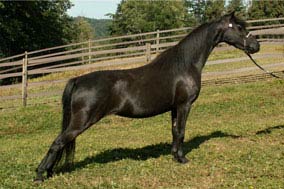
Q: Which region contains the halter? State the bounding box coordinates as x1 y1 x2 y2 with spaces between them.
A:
243 32 251 48
228 23 281 78
228 22 251 48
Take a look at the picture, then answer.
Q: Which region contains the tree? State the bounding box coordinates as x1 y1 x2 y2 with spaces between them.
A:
109 0 192 35
204 0 225 22
186 0 225 24
248 0 284 19
226 0 246 19
71 17 95 42
0 0 74 57
85 18 112 38
186 0 206 24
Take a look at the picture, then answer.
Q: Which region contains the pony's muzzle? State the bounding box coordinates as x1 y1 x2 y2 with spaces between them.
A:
245 35 260 54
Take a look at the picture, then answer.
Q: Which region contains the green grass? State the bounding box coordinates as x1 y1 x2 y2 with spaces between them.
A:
0 79 283 188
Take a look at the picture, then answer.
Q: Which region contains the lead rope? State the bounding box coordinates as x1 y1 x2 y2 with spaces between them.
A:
245 52 280 78
244 33 281 79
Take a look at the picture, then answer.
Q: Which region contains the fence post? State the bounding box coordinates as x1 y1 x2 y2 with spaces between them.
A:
22 51 28 107
156 30 160 54
146 43 151 63
88 39 91 64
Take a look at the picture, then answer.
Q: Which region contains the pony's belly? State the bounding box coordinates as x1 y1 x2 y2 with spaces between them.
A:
114 97 172 118
116 108 170 118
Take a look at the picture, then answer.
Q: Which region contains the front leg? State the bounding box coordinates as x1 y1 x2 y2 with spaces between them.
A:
171 103 191 163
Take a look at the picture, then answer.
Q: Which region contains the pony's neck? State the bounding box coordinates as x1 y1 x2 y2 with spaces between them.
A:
181 21 222 73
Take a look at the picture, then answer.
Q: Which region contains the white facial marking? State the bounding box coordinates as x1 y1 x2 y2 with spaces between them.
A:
229 23 233 28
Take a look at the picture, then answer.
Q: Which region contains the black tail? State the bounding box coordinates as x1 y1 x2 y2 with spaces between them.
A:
54 78 76 171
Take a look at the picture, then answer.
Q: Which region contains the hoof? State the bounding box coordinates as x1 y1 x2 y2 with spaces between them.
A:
34 172 44 184
173 156 189 164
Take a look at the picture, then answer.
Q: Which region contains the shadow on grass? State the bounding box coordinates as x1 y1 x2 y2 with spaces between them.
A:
256 125 284 135
70 131 239 172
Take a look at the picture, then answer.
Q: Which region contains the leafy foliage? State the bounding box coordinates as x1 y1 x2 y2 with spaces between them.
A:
84 18 112 38
0 0 283 58
109 0 194 35
248 0 284 19
186 0 207 23
0 0 74 57
226 0 246 19
203 0 225 22
71 17 95 42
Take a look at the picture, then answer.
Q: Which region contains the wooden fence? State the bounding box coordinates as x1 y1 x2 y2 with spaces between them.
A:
0 17 283 109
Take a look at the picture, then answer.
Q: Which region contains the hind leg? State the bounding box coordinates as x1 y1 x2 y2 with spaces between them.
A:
35 133 71 182
35 130 84 182
35 109 99 182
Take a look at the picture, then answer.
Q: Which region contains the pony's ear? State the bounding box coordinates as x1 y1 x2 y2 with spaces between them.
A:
219 11 235 29
221 11 235 23
229 11 235 18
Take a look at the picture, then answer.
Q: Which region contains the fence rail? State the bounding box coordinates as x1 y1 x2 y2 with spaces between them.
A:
0 17 283 109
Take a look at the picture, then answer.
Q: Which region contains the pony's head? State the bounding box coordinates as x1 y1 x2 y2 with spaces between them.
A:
219 12 260 54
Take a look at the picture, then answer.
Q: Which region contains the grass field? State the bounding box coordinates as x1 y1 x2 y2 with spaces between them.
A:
0 79 284 188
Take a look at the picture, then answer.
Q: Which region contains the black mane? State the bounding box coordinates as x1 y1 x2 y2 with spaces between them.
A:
148 20 219 73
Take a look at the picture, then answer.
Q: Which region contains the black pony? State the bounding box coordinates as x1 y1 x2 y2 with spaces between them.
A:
35 13 259 182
